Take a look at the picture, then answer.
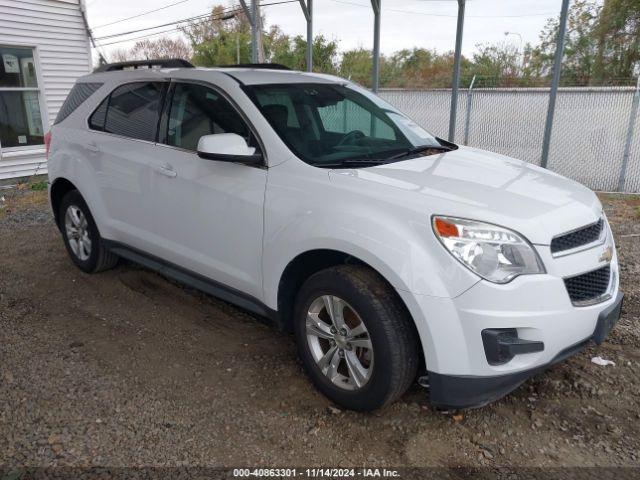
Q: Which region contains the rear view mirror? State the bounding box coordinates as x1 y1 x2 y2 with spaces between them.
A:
197 133 263 165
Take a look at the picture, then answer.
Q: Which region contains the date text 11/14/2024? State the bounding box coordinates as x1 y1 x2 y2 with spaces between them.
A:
232 468 401 478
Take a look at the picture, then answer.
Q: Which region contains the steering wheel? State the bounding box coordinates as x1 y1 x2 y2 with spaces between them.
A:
336 130 366 147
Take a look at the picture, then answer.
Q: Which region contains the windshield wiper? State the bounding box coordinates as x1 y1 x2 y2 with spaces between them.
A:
318 144 454 168
320 158 392 168
386 144 452 161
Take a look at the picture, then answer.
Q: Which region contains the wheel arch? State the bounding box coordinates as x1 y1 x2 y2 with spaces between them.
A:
276 248 426 371
50 177 79 228
276 249 423 359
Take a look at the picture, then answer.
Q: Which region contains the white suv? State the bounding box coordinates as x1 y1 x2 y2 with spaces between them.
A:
47 60 623 411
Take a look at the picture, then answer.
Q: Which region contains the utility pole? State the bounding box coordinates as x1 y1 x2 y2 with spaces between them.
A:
251 1 258 62
239 0 257 62
254 1 265 62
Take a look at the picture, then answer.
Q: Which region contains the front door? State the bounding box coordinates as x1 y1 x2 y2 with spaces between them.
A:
149 81 267 300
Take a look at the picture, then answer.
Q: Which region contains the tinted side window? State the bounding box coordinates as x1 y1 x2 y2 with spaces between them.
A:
167 83 250 151
89 96 108 131
104 82 164 142
55 82 103 124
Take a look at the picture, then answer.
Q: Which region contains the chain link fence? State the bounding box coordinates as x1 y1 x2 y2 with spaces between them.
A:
379 83 640 193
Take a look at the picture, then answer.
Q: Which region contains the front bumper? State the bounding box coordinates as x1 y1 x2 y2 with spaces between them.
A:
426 290 623 409
396 231 622 409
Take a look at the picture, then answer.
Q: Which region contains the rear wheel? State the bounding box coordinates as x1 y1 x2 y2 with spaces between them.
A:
294 265 419 411
59 190 118 273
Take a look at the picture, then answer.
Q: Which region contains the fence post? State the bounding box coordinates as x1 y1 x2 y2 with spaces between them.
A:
370 0 381 93
618 76 640 192
540 0 570 168
463 74 476 145
448 0 466 142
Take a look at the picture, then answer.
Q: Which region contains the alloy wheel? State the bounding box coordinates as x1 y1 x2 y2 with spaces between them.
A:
65 205 92 261
305 295 374 390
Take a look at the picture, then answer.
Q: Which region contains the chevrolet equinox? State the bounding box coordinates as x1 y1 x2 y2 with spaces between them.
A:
46 60 623 411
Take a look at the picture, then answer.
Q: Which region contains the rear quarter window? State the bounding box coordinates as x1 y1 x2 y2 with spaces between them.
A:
89 96 108 131
103 82 164 142
54 82 103 124
88 82 165 142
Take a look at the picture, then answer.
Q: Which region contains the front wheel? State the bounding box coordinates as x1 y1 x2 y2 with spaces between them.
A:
294 265 420 411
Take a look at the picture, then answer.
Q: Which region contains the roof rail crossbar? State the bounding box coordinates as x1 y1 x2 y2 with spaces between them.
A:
217 63 292 71
95 59 194 72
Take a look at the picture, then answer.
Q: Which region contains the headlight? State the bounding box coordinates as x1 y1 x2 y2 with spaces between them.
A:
432 216 545 284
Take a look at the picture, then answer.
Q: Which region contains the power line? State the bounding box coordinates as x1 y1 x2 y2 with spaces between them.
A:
96 0 298 49
95 9 238 48
93 0 191 29
94 0 298 43
257 0 301 8
97 26 184 47
94 6 238 41
327 0 557 18
95 12 229 48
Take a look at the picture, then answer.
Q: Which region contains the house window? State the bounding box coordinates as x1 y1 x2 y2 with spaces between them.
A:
0 46 45 149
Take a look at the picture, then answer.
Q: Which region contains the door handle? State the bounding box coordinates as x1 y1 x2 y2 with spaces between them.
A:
86 142 100 153
156 163 177 178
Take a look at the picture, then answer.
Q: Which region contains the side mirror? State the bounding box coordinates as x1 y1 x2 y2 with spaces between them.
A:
197 133 263 165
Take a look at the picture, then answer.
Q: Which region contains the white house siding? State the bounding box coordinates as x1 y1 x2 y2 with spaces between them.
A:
0 0 91 180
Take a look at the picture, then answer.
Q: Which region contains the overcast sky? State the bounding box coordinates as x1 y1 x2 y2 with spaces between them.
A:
86 0 570 62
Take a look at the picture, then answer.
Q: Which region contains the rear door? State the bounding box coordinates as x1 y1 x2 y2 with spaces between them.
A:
148 80 267 300
86 80 167 252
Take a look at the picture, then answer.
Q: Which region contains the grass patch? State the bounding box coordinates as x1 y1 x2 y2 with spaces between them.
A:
29 181 48 191
0 188 49 222
597 193 640 224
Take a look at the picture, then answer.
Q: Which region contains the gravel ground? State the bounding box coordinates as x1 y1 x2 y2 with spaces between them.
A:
1 187 639 472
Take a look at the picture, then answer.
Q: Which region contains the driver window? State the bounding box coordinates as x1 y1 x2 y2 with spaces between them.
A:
317 99 396 140
167 83 251 151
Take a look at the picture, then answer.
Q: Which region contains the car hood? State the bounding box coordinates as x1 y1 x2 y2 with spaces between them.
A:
328 146 602 245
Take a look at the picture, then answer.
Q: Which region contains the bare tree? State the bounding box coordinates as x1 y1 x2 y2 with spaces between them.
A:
109 37 192 62
109 48 132 63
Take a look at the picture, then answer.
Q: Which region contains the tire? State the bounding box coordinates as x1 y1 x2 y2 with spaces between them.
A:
58 190 118 273
294 264 420 411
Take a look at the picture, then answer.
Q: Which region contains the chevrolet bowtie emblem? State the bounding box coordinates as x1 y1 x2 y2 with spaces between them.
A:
599 245 613 263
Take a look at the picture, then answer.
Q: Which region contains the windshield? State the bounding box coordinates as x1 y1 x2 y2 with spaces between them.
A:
244 82 447 167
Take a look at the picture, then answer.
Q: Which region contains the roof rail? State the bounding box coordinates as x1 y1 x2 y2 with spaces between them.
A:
95 59 194 72
217 63 292 71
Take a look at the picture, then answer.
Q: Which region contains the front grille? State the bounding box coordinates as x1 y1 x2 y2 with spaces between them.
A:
551 219 604 254
564 265 611 305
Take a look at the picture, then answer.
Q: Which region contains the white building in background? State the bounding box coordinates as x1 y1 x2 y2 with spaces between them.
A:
0 0 92 180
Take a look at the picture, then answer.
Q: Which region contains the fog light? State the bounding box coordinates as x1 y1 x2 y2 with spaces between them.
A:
481 329 544 365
